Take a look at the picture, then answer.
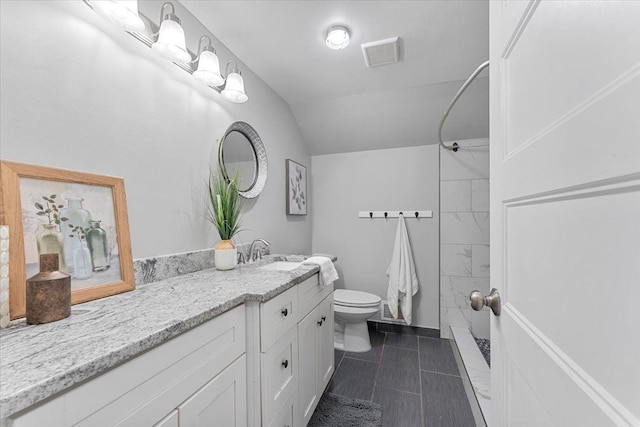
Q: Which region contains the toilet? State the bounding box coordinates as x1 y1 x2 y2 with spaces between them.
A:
333 289 381 352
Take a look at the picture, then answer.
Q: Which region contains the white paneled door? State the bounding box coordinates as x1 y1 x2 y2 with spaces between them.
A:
489 1 640 426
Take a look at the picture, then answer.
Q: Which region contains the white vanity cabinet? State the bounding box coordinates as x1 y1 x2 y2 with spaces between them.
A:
297 291 334 426
7 305 247 427
256 273 334 427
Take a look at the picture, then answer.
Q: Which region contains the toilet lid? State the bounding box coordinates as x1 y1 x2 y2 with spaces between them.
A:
334 289 381 307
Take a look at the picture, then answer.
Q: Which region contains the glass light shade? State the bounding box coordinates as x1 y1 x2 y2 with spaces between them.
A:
90 0 145 32
152 18 191 63
221 71 248 103
326 26 350 50
193 50 225 87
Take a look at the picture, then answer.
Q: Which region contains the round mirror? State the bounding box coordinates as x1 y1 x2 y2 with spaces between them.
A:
218 121 267 198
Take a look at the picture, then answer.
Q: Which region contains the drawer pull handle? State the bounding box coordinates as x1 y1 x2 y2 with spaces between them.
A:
282 359 289 369
281 308 288 316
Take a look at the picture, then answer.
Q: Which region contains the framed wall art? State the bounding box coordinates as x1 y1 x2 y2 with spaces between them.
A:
286 159 307 215
0 161 135 319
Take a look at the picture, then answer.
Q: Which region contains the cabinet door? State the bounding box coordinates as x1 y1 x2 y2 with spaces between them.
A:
316 295 335 393
297 308 319 426
179 354 247 427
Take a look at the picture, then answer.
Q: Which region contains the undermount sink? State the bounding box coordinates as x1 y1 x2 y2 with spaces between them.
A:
259 261 302 271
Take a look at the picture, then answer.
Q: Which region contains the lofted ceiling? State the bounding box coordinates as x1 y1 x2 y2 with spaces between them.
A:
181 0 489 155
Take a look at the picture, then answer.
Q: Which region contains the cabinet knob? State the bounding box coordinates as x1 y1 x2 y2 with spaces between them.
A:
281 308 288 317
317 319 323 326
321 316 326 322
282 359 289 369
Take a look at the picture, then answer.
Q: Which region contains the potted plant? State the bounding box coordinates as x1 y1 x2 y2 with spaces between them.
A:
207 169 242 270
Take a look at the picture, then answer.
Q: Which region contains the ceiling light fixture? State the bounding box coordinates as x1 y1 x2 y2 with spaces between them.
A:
326 25 350 50
83 0 249 103
88 0 145 32
151 2 191 63
221 60 248 103
193 36 225 87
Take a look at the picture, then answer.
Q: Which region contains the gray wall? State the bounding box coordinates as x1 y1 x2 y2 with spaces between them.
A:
439 138 490 339
311 146 440 329
0 1 312 258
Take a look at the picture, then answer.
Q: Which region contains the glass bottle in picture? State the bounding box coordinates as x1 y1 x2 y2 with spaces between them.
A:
86 220 110 272
36 224 68 273
59 198 91 272
73 240 93 280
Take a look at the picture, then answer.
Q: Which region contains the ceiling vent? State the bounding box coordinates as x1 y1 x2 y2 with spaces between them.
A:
361 37 399 68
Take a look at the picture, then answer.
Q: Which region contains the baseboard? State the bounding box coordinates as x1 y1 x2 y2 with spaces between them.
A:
367 320 440 338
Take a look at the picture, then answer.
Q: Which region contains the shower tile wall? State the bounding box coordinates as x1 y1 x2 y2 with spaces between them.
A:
440 138 490 339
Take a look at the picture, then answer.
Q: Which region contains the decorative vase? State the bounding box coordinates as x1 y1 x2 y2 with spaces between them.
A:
59 198 91 273
36 223 68 273
86 220 110 272
26 253 71 324
72 241 93 280
214 240 237 271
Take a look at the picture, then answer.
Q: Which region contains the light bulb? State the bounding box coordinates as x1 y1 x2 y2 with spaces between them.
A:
90 0 145 32
326 26 350 50
221 71 248 103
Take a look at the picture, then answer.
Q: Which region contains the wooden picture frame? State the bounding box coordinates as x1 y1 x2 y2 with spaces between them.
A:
0 161 135 319
286 159 307 215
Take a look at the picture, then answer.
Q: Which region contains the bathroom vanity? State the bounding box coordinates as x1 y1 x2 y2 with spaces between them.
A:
0 255 335 427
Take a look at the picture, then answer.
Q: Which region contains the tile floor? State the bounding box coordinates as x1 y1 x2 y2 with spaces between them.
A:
326 323 475 427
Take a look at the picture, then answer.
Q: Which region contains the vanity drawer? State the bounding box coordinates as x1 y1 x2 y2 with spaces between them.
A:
298 273 332 321
260 327 298 426
260 285 298 352
267 386 296 427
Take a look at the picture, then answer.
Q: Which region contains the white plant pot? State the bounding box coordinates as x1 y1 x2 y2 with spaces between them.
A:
214 245 237 271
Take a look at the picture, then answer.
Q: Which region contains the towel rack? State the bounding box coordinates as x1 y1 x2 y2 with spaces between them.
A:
358 211 433 219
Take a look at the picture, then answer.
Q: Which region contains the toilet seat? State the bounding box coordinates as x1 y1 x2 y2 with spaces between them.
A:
334 289 381 308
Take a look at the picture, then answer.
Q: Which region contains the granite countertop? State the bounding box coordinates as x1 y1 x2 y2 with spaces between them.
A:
0 254 334 419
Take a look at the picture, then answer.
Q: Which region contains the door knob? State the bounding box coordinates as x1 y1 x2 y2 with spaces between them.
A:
470 288 501 316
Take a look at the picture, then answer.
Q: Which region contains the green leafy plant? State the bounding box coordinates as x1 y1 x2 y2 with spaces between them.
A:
67 223 87 242
35 194 68 225
206 169 242 241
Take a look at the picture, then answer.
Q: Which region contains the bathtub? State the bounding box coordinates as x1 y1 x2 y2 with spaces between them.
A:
450 326 491 427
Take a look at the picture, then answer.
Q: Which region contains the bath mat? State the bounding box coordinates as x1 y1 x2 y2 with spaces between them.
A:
308 393 383 427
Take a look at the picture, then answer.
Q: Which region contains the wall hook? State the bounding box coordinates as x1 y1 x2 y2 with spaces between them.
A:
369 212 373 218
415 212 419 218
384 212 388 218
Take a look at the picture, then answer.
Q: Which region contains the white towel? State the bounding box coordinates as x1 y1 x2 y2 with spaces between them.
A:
386 215 419 325
303 256 339 287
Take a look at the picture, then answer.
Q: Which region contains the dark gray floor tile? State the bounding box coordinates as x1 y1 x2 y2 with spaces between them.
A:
373 386 423 427
419 337 460 376
373 322 440 338
327 357 377 401
376 346 420 394
334 349 345 369
385 332 419 350
344 330 385 363
421 371 474 427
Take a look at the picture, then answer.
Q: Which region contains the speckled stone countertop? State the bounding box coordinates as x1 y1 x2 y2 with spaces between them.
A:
0 254 334 419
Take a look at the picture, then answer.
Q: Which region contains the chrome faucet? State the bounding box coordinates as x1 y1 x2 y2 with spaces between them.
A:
249 239 270 262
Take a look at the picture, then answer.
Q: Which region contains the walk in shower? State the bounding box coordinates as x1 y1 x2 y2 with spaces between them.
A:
438 61 491 426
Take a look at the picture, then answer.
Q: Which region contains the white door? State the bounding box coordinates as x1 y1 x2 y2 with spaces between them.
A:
489 1 640 426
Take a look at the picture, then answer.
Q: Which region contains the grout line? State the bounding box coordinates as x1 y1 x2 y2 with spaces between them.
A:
419 336 426 427
370 333 386 401
420 368 461 378
375 385 423 397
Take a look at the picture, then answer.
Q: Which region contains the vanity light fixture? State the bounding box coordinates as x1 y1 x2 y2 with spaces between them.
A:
151 2 192 63
83 0 250 103
193 36 225 87
325 25 350 50
221 60 248 103
88 0 145 32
